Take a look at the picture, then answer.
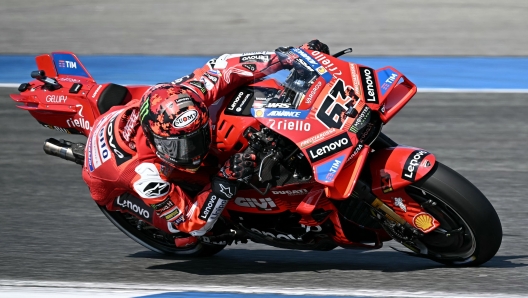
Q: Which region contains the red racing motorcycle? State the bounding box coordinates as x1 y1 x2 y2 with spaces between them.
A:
10 48 502 266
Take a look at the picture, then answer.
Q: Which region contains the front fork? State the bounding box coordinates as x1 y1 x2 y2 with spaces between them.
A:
356 146 441 250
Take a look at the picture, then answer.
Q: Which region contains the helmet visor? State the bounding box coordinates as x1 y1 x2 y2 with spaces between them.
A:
153 123 211 168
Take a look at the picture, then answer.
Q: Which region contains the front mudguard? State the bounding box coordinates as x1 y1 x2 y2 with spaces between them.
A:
368 146 440 232
369 146 436 196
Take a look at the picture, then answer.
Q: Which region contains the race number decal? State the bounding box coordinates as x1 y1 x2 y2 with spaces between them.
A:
316 79 358 129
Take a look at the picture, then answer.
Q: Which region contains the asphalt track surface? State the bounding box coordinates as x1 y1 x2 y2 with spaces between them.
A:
1 0 528 56
1 88 528 295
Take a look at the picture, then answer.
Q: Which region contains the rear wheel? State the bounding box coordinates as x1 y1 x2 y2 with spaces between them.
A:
406 162 502 266
100 206 226 257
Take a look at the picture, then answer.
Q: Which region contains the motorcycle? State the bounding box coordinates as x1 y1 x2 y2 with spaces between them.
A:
10 48 502 266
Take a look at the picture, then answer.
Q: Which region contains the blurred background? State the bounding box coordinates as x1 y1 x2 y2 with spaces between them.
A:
1 0 527 56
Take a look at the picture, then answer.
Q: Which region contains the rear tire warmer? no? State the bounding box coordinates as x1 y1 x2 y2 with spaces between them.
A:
99 206 226 257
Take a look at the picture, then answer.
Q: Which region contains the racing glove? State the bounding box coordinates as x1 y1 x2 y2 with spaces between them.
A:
218 153 257 181
301 39 330 54
213 153 257 200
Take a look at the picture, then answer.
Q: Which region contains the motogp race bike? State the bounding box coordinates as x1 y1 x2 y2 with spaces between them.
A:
10 48 502 266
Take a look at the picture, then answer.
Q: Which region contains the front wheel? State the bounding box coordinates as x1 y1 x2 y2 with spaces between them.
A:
99 206 226 257
406 162 502 266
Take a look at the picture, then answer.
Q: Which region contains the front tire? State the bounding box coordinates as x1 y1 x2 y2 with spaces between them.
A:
100 206 226 257
407 162 502 266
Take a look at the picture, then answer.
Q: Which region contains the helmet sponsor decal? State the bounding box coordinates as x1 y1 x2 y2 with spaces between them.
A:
173 110 198 128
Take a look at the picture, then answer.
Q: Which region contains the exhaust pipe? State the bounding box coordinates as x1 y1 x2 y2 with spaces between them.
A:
43 138 85 165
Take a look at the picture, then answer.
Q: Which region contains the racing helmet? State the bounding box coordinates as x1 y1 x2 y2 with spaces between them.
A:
139 84 211 171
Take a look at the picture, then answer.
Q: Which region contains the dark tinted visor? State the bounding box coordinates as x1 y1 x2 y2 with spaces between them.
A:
153 123 211 168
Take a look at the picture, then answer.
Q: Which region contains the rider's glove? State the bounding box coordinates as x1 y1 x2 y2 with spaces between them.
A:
218 153 257 181
212 153 257 200
301 39 330 54
275 46 296 69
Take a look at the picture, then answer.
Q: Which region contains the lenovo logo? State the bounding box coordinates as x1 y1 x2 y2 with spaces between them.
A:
307 134 352 163
359 67 379 104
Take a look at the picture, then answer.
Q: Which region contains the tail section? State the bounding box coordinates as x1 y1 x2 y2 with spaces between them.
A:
36 51 95 82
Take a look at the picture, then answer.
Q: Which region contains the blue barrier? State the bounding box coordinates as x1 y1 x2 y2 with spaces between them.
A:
1 55 527 90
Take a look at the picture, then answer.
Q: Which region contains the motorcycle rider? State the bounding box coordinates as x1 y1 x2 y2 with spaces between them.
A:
82 40 330 247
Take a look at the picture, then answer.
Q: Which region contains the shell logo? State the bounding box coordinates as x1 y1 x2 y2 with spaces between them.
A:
255 109 264 117
413 212 439 233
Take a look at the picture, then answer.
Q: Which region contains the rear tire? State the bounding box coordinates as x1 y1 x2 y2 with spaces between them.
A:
407 162 502 266
100 206 226 257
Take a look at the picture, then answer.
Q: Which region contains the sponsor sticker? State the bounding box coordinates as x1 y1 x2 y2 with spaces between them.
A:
349 106 371 133
401 150 430 182
299 128 336 148
242 64 256 72
251 108 309 119
173 110 198 128
359 67 379 104
306 133 352 163
268 119 311 132
377 69 399 95
234 197 279 211
380 170 393 193
393 197 407 212
187 80 207 94
239 54 270 63
115 195 154 223
413 212 439 233
45 95 68 103
315 155 346 183
52 53 90 78
199 194 219 221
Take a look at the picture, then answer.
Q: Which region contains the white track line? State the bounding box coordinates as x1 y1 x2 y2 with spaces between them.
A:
0 280 525 298
1 83 528 93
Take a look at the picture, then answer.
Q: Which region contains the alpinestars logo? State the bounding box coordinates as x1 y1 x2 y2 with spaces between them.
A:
219 184 233 199
307 133 352 163
143 182 170 197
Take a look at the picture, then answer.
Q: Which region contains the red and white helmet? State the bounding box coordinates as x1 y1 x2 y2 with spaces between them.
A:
139 84 210 171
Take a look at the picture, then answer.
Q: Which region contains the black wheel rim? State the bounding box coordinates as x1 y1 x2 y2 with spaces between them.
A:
406 186 477 262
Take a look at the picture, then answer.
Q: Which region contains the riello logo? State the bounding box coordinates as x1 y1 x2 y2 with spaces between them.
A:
307 133 353 163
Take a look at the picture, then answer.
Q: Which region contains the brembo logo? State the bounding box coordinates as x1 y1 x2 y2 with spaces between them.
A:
402 150 430 182
359 67 379 104
307 133 352 163
116 196 152 221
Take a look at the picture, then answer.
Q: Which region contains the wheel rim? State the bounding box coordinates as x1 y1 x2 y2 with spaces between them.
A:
406 186 477 262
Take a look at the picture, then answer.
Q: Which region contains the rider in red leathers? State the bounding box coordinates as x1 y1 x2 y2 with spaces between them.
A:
82 40 330 246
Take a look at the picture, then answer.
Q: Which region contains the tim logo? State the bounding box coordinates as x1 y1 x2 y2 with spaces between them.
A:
58 60 77 69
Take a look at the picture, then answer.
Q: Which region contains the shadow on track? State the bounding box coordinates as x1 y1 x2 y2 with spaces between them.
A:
128 249 528 275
